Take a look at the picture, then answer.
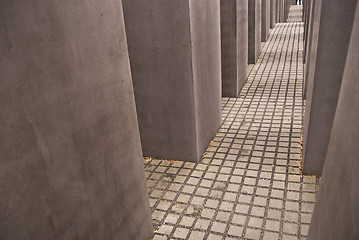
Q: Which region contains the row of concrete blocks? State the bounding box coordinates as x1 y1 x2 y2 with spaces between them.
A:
0 1 296 239
302 0 359 239
127 0 296 164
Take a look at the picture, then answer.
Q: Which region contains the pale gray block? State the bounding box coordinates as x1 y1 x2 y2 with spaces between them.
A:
248 0 262 63
0 1 153 239
308 3 359 239
122 0 222 162
221 0 248 97
302 0 358 175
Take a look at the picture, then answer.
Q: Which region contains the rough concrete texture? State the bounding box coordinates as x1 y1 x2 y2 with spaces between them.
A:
302 0 357 175
270 0 277 28
0 1 153 240
122 0 221 162
308 3 359 238
248 0 262 63
262 0 271 41
220 0 248 97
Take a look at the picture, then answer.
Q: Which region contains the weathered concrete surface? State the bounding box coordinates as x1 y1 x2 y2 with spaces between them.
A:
302 0 358 175
248 0 262 63
270 0 277 27
0 1 153 240
262 0 270 41
220 0 248 97
308 4 359 238
122 0 221 162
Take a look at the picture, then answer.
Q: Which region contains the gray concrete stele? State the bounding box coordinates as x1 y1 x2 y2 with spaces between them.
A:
248 0 262 64
262 0 271 41
220 0 248 97
302 0 358 176
270 0 277 28
0 1 153 239
308 3 359 238
123 0 222 162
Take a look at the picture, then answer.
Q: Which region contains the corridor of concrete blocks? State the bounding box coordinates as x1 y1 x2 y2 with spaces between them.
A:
145 6 319 240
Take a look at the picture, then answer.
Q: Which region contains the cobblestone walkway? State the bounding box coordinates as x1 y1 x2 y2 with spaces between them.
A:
144 6 319 240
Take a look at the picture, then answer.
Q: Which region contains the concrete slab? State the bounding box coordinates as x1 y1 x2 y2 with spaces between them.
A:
262 0 270 41
303 0 311 64
220 0 248 97
308 4 359 239
0 1 153 239
277 0 285 23
270 0 277 28
248 0 262 63
302 0 358 175
122 0 222 162
303 0 316 97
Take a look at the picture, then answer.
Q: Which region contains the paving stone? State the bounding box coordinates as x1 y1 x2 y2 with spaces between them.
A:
164 214 180 224
157 224 173 235
245 228 262 239
180 216 196 227
232 214 247 225
173 227 190 239
267 209 282 220
207 234 223 240
235 204 250 214
152 235 167 240
189 231 206 240
283 222 298 235
228 225 243 237
216 211 231 222
248 217 263 228
211 221 227 233
263 231 280 239
194 219 210 230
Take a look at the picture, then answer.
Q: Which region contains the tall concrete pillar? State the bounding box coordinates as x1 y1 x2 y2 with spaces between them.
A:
303 0 316 95
308 4 359 238
0 1 153 239
302 0 358 175
262 0 271 41
303 0 312 61
270 0 277 28
278 0 285 22
220 0 248 97
276 0 280 22
122 0 222 162
248 0 262 63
